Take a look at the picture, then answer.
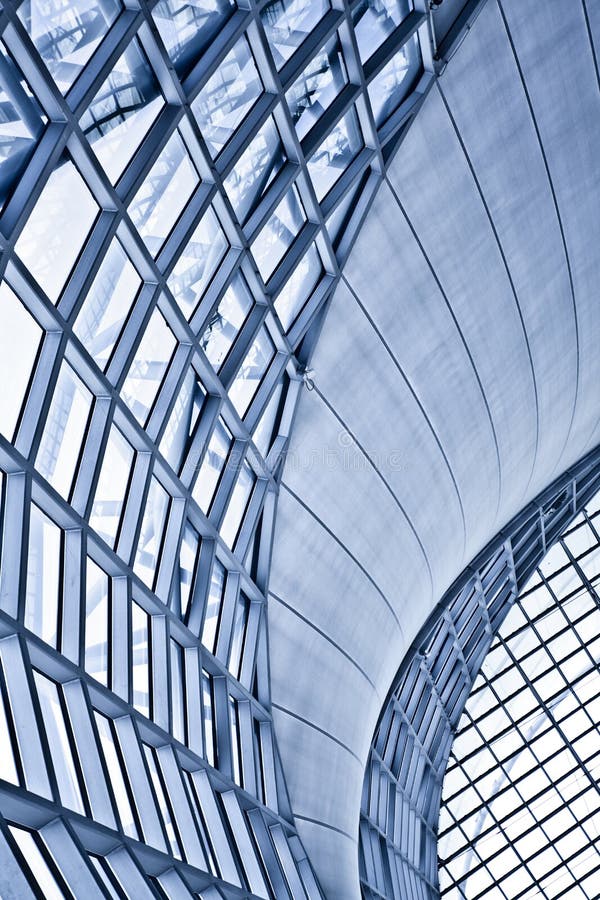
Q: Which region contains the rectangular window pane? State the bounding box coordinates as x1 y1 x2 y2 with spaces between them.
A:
9 827 66 900
200 273 254 371
175 522 199 621
220 462 255 550
286 35 347 140
307 107 363 202
170 639 185 745
95 712 138 839
153 0 236 75
0 282 42 441
202 669 216 767
352 0 413 62
34 672 84 814
251 186 305 282
228 592 250 680
159 368 206 473
202 558 226 654
85 558 109 685
368 33 422 127
25 505 61 647
132 602 150 717
224 117 286 223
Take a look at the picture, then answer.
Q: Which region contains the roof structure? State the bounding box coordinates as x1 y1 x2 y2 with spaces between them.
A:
0 0 599 898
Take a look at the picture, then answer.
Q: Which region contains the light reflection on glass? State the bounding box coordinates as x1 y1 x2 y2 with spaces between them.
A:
85 558 109 685
168 206 229 321
74 239 141 371
0 282 42 441
220 461 255 549
192 417 232 512
251 185 305 282
120 306 176 425
224 116 286 223
25 505 61 648
368 33 421 126
89 424 134 548
352 0 412 63
307 107 363 202
286 36 347 140
202 557 225 652
200 273 253 371
153 0 236 75
134 475 170 589
192 38 262 158
274 243 322 330
229 326 276 418
261 0 330 69
81 37 164 184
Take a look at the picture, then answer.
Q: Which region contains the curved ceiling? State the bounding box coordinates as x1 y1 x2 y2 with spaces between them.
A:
268 1 600 895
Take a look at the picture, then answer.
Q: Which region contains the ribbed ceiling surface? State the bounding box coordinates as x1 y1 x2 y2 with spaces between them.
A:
268 2 600 896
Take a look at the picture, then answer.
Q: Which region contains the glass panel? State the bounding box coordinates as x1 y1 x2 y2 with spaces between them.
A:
261 0 330 69
167 206 228 321
192 417 232 512
9 827 65 900
160 368 206 473
307 106 363 202
0 42 46 208
90 424 134 547
202 669 216 767
274 242 322 330
192 37 262 158
134 475 170 588
224 116 286 222
253 379 283 457
128 131 199 257
35 361 92 499
152 0 236 75
25 505 61 647
200 273 254 371
368 33 421 126
15 159 99 302
74 239 141 371
175 522 198 621
94 712 138 839
229 696 241 786
251 185 305 281
202 557 226 653
228 591 250 679
0 664 19 785
170 639 185 744
34 671 84 814
286 35 347 140
0 282 42 440
81 37 164 184
85 557 109 685
352 0 413 62
120 307 176 425
18 0 121 94
228 327 276 418
132 601 150 717
143 745 182 858
220 461 255 549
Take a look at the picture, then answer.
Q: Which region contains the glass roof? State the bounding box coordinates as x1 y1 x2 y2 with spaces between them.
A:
439 492 600 900
0 0 431 895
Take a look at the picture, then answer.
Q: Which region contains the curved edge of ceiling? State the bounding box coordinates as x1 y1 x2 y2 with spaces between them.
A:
267 1 600 896
359 440 600 898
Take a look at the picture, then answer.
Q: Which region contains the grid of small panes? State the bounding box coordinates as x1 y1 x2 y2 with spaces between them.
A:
358 449 600 900
0 0 433 895
439 490 600 900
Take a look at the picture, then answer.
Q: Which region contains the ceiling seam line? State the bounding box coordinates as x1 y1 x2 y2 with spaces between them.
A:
341 272 468 562
383 175 503 522
436 81 540 504
496 0 581 483
279 480 403 631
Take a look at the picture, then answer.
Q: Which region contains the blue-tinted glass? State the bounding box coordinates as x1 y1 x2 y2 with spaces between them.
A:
74 239 141 371
160 368 206 473
286 35 347 140
120 307 177 425
261 0 330 69
224 116 286 223
25 505 61 648
128 131 199 257
168 206 228 321
368 33 422 126
134 475 170 588
251 185 305 281
200 273 254 371
85 558 109 685
18 0 121 94
90 425 133 548
0 43 45 207
307 107 363 202
193 417 232 512
0 282 42 441
274 243 322 330
153 0 236 76
221 462 255 549
192 37 262 158
81 37 164 184
202 558 226 653
229 326 276 418
352 0 412 62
